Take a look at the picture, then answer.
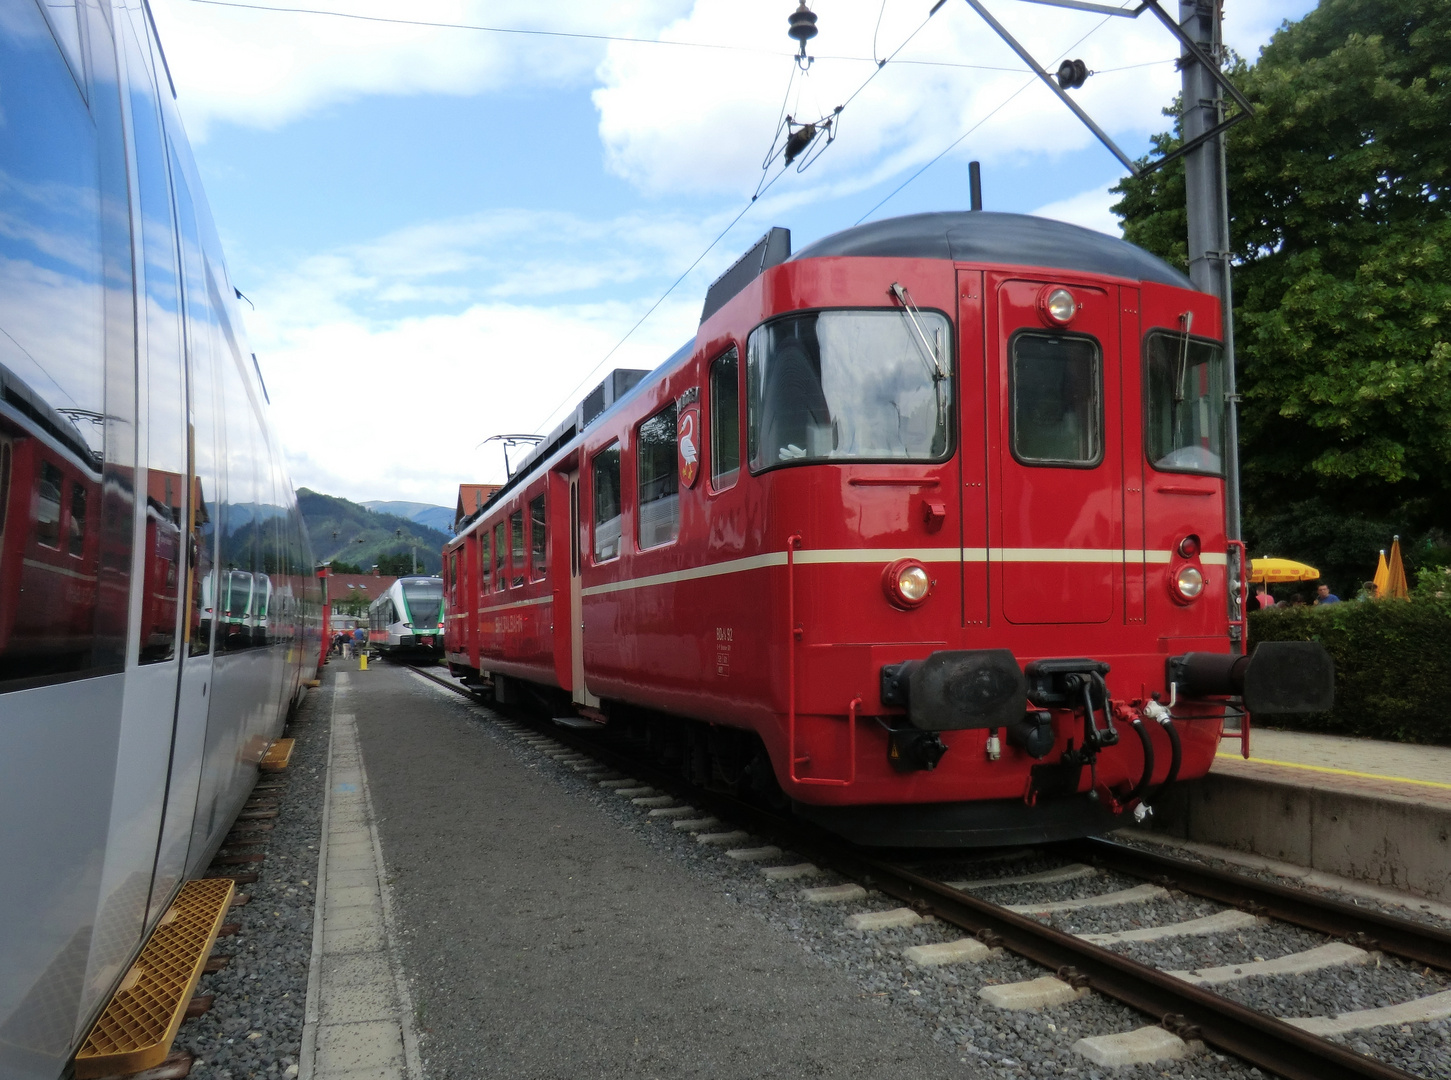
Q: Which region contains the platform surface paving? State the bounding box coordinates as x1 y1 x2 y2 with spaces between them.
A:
1217 727 1451 804
334 663 970 1079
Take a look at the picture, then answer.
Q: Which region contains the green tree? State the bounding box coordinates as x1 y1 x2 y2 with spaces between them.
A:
329 559 363 574
1112 0 1451 587
376 551 415 576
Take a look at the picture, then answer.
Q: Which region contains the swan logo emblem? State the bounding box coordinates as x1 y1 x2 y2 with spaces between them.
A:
678 403 701 488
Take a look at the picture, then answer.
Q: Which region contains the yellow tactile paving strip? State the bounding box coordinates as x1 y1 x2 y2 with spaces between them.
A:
73 878 235 1079
261 737 296 771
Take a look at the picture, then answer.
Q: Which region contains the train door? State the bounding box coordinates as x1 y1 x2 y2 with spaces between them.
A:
958 270 990 627
149 137 220 919
567 470 599 707
85 17 194 999
989 277 1123 624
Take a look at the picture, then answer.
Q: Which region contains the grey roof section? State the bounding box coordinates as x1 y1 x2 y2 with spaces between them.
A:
790 211 1193 289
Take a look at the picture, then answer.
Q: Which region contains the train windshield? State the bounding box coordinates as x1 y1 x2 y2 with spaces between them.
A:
402 579 443 627
1145 331 1226 475
747 309 952 470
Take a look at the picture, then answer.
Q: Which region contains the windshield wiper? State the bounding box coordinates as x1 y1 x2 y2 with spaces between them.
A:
1174 310 1194 404
890 282 947 382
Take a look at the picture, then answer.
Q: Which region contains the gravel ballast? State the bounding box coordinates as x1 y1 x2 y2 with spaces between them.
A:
176 676 331 1080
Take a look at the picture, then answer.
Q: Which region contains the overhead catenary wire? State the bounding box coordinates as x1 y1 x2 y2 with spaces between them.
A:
182 0 1048 74
538 0 954 436
855 5 1133 224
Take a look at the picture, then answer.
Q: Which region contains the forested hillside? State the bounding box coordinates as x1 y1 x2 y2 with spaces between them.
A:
298 488 447 574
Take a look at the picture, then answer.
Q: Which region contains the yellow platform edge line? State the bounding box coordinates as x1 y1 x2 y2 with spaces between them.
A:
1216 753 1451 792
260 737 295 771
73 878 235 1079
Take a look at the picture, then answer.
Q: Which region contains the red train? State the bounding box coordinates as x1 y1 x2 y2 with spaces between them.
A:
443 211 1332 845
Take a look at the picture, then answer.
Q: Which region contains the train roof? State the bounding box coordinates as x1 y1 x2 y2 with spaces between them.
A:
455 212 1193 538
790 211 1193 289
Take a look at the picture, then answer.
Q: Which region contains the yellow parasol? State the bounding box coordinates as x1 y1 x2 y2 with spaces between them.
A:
1249 557 1321 583
1373 549 1389 596
1385 536 1410 599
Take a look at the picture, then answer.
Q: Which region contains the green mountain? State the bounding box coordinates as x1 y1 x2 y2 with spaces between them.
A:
297 488 447 575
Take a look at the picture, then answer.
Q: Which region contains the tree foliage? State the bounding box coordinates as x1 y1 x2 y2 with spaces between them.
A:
1112 0 1451 582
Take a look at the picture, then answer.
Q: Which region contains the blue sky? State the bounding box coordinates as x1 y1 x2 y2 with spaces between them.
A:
151 0 1316 508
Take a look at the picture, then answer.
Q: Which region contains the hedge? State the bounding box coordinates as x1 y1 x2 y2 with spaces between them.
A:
1247 601 1451 746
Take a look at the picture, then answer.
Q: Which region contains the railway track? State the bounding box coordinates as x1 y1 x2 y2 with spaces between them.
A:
409 664 1451 1080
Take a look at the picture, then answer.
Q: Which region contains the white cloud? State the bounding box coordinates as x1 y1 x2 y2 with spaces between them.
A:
591 0 1190 199
149 0 694 139
1032 182 1122 236
246 206 734 505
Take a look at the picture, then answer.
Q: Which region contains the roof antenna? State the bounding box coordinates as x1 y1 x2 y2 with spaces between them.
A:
969 161 983 211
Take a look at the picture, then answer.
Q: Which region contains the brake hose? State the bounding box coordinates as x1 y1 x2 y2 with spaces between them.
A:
1123 715 1156 804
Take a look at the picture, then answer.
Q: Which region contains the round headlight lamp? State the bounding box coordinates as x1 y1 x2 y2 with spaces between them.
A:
1173 565 1205 602
1038 286 1078 326
883 559 932 609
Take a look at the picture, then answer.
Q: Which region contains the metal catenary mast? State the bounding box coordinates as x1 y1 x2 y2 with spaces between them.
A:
959 0 1250 544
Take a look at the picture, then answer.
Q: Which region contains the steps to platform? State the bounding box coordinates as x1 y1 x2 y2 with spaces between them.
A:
74 878 236 1078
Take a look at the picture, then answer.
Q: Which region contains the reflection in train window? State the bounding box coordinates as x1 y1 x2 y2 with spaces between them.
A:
1 0 128 690
530 494 546 580
479 530 491 592
68 482 86 557
592 442 622 563
510 511 525 588
36 463 63 549
0 440 10 541
494 522 506 591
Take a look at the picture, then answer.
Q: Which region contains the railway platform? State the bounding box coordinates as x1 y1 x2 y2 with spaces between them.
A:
301 662 971 1079
1144 727 1451 902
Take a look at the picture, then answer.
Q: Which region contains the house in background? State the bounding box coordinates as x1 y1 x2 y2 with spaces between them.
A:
326 571 399 619
455 483 502 532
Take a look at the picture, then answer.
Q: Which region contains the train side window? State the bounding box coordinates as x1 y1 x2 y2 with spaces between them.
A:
0 440 10 543
35 463 63 548
637 403 679 549
129 17 187 662
479 529 491 593
493 522 506 591
509 511 525 587
172 145 219 658
1009 332 1103 467
592 442 622 563
529 494 546 581
447 550 458 606
68 481 87 557
709 346 740 491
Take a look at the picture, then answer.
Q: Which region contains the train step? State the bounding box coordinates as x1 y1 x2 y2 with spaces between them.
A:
260 738 295 771
73 878 235 1078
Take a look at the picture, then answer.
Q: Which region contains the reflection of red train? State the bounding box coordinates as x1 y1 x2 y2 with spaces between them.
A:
0 390 106 682
444 213 1333 846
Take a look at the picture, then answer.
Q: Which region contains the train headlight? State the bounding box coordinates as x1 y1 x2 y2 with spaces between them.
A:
883 559 932 609
1173 565 1205 602
1038 286 1078 326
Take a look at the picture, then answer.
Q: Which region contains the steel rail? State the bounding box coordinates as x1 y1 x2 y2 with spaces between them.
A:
405 665 1422 1080
1064 836 1451 972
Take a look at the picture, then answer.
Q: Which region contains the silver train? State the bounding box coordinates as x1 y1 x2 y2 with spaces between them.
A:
0 3 321 1076
367 576 446 659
